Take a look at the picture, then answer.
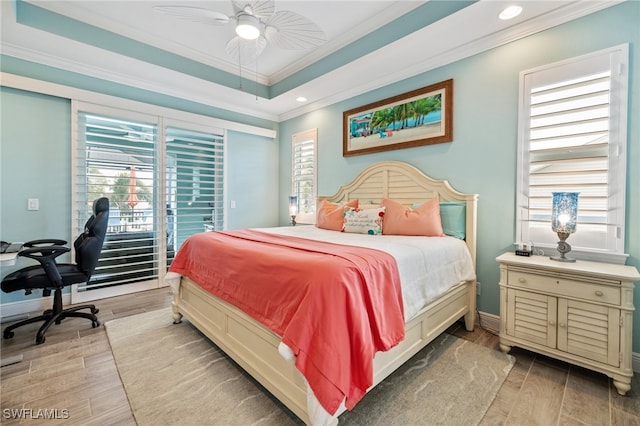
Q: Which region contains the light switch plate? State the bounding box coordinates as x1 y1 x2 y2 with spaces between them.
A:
27 198 39 211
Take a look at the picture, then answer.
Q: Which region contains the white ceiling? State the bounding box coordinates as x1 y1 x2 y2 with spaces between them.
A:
0 0 622 121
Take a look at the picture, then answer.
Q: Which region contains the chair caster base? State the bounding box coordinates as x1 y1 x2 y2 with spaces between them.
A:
2 302 100 344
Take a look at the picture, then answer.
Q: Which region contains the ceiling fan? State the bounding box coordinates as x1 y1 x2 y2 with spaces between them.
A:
153 0 327 64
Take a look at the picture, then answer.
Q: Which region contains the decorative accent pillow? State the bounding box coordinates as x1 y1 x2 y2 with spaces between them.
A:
358 203 382 210
381 197 444 236
342 207 385 235
316 199 358 231
439 202 466 239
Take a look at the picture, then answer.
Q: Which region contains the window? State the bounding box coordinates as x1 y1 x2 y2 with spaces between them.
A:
516 44 629 264
72 102 225 302
291 129 317 224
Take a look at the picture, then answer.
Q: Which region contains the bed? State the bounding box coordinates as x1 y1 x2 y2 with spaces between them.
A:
165 161 478 425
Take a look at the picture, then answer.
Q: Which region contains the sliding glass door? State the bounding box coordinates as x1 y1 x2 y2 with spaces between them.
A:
72 103 225 302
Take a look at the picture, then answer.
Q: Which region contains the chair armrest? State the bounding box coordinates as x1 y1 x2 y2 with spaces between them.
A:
18 246 71 286
24 239 68 247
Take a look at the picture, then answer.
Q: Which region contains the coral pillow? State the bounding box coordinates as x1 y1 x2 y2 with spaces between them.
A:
381 197 444 236
316 199 358 231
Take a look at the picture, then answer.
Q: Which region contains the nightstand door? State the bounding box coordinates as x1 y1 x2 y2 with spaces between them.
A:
557 298 620 366
506 288 557 348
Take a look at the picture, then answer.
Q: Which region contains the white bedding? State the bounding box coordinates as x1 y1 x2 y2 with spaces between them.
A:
257 225 476 321
166 225 476 425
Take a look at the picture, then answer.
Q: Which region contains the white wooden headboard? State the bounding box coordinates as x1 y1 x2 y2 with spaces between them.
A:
322 161 478 267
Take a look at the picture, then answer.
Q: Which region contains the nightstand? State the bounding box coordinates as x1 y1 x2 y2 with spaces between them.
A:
497 252 640 395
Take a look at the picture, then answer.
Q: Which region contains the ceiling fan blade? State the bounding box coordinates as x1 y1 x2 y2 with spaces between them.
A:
152 6 230 25
225 36 267 64
264 11 327 50
231 0 275 19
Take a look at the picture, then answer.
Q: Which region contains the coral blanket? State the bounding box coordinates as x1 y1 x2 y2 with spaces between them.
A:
169 229 404 414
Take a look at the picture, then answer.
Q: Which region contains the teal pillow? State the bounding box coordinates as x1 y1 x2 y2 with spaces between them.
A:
410 201 466 239
439 202 466 239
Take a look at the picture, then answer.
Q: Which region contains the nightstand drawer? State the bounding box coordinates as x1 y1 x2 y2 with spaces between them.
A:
507 271 621 305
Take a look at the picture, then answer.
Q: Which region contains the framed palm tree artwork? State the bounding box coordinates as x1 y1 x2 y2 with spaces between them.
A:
343 79 453 157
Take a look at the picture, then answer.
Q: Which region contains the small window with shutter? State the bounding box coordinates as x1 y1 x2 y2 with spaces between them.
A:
516 44 629 263
291 129 317 225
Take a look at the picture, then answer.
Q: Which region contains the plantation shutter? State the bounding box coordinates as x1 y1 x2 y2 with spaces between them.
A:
74 109 159 293
292 129 317 224
165 125 225 256
518 45 628 259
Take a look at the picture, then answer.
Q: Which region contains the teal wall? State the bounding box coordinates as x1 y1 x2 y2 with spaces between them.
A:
278 2 640 349
0 88 73 304
0 87 280 304
226 130 280 229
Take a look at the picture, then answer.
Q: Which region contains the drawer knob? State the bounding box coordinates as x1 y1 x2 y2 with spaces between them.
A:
559 323 566 328
549 321 555 326
595 290 604 297
518 278 526 283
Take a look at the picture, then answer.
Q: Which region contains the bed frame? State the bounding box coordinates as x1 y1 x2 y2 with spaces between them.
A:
168 161 478 425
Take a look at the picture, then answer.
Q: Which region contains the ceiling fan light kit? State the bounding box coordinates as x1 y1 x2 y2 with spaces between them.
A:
155 1 327 64
236 13 261 40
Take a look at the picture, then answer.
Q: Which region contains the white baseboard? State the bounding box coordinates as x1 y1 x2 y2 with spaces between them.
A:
479 311 640 374
477 310 500 334
0 294 70 323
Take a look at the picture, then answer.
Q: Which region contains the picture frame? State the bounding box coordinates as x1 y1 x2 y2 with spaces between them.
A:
343 79 453 157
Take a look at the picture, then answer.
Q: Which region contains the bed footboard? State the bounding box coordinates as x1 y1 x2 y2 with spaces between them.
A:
171 276 475 424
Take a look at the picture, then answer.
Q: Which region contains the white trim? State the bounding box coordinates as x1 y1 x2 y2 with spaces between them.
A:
0 294 71 321
0 72 277 139
478 310 501 335
72 280 160 304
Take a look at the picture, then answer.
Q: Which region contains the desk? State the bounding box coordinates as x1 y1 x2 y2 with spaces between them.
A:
0 252 18 267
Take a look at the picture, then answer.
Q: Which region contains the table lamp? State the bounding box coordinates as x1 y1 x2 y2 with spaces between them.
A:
288 195 298 226
550 192 579 262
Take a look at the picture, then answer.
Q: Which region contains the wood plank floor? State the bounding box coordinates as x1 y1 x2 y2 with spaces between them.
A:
1 287 639 425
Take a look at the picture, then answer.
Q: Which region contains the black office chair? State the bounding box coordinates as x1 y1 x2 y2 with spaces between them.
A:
1 198 109 344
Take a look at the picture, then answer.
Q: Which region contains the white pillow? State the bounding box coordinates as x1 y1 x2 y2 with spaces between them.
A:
342 207 385 235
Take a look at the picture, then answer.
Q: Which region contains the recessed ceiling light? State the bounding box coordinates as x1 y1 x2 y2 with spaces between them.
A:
296 96 307 103
499 5 522 20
